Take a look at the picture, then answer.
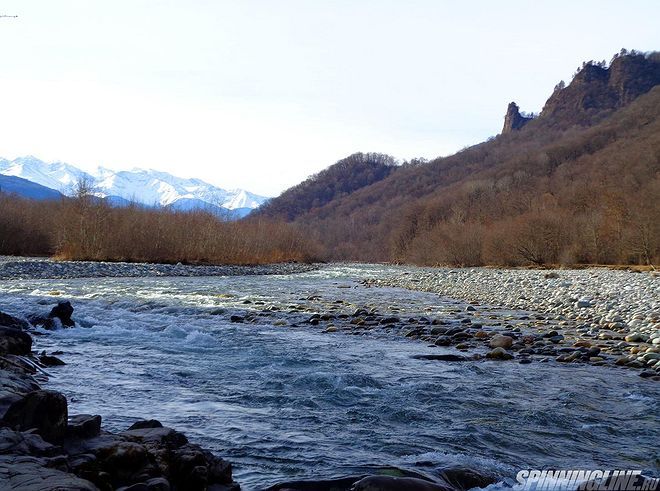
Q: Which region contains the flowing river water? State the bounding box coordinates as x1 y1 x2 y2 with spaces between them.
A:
0 264 658 489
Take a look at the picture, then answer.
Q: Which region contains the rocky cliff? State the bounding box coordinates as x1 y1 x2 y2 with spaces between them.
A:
541 52 660 126
501 102 533 133
502 52 660 133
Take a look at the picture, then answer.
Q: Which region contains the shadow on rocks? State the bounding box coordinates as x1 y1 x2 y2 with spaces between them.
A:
264 465 496 491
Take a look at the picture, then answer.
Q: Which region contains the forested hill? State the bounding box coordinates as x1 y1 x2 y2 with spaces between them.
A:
255 152 399 221
255 50 660 266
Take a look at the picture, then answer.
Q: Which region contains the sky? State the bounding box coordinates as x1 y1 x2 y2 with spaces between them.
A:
0 1 658 196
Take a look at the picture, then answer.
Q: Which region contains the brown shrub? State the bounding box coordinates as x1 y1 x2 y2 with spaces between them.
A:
0 192 318 265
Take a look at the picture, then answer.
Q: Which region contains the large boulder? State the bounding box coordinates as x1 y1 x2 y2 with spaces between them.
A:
127 420 163 431
266 468 459 491
67 415 103 439
63 424 237 491
120 427 189 449
437 465 497 490
0 326 32 356
120 426 234 490
29 301 77 330
49 301 75 327
0 369 41 418
265 476 366 490
351 476 454 491
0 311 30 330
1 390 68 444
170 444 235 490
39 353 66 366
0 428 62 457
0 455 99 491
95 441 155 486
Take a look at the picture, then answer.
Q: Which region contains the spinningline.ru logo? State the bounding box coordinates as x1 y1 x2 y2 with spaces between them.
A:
515 470 659 491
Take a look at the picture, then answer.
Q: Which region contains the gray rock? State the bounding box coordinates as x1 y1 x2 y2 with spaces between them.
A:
0 312 30 331
127 420 164 431
412 354 469 362
625 333 648 342
117 477 172 491
0 327 32 356
39 354 66 367
488 335 513 349
120 427 188 448
0 455 98 490
351 475 453 491
0 369 41 417
486 347 513 360
438 465 496 490
67 414 102 439
265 476 366 490
2 390 68 444
49 301 75 327
434 336 452 346
0 428 61 457
549 335 564 344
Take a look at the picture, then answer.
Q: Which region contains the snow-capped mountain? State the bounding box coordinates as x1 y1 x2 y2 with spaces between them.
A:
0 156 269 215
0 156 93 194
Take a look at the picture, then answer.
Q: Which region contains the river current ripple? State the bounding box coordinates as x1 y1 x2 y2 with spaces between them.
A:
0 264 657 489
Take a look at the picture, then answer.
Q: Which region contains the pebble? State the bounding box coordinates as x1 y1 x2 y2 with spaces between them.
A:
486 347 513 360
489 335 513 349
625 333 648 342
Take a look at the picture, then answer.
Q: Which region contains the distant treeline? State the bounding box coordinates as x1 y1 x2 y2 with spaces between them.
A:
0 185 317 264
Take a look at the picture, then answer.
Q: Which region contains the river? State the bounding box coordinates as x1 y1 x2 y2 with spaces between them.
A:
0 264 657 489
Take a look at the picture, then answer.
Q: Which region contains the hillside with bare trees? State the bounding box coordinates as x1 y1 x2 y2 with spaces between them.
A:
256 51 660 266
256 152 399 221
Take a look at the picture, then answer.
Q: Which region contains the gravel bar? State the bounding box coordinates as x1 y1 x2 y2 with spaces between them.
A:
368 267 660 375
0 256 318 280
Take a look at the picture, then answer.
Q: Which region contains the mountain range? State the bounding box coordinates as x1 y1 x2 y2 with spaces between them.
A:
0 156 269 218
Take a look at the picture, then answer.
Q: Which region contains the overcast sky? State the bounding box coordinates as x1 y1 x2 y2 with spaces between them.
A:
0 1 658 196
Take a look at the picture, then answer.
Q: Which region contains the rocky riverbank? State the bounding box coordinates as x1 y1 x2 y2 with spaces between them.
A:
0 256 317 281
364 267 660 378
0 307 241 490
